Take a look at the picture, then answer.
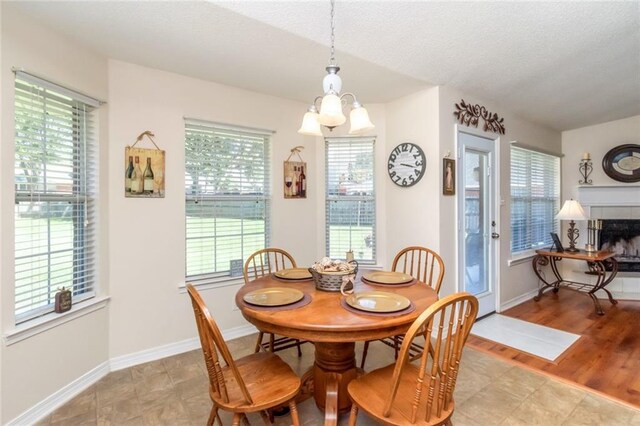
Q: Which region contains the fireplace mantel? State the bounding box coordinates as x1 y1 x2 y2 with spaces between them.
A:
576 184 640 207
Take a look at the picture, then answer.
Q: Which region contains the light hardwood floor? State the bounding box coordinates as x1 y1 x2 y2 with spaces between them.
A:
467 288 640 410
39 331 639 425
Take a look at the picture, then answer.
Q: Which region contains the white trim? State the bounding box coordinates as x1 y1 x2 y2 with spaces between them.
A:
8 322 258 425
3 297 110 346
178 278 245 293
110 323 257 371
508 252 536 267
183 116 275 136
6 361 110 426
576 184 640 208
499 289 539 312
455 124 501 317
12 68 105 107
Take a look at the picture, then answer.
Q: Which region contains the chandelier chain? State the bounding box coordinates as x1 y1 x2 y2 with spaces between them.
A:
330 0 336 65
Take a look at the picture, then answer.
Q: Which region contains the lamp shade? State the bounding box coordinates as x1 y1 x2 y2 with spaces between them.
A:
556 199 587 221
318 93 346 127
349 105 375 135
298 109 323 136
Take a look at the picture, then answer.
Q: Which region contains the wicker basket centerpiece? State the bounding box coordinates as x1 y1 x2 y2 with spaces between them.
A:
309 257 358 292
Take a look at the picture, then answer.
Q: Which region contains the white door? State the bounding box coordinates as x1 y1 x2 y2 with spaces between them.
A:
457 130 499 317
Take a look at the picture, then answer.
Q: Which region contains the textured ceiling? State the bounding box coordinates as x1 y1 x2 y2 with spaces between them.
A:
10 1 640 131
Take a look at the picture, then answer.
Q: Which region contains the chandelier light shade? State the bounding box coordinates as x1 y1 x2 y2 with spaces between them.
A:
298 0 374 136
298 106 323 136
319 92 347 127
349 102 375 134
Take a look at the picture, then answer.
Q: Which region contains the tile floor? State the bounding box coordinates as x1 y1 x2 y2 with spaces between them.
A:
38 333 640 425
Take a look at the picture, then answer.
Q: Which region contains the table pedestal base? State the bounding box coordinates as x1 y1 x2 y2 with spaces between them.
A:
313 342 357 424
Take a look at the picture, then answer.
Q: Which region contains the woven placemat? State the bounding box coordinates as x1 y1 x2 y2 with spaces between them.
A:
361 277 417 288
240 292 312 312
340 297 416 317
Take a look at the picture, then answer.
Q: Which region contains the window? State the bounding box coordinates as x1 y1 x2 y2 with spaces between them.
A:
325 137 376 263
185 120 271 283
510 146 561 255
14 73 99 323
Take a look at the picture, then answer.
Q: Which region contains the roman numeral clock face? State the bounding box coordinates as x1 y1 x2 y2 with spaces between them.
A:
388 143 426 187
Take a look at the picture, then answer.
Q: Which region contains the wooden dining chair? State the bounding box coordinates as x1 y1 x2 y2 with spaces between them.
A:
243 248 306 356
187 284 302 426
361 246 445 368
348 293 478 425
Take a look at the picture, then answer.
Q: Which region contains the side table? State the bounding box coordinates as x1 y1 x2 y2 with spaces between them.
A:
532 249 618 315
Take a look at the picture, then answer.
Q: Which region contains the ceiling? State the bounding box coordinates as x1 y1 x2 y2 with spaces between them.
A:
10 1 640 131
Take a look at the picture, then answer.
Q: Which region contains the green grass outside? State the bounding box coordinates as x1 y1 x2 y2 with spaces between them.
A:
15 215 374 314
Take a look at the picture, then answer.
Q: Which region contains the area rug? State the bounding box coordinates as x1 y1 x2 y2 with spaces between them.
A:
471 314 580 362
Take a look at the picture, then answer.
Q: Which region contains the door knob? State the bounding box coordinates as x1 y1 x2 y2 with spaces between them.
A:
491 232 500 239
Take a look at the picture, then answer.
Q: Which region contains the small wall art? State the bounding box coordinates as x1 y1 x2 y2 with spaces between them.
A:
284 146 307 199
443 157 456 196
125 131 165 198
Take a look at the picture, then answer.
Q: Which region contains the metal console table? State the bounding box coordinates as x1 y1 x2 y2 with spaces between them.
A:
532 249 618 315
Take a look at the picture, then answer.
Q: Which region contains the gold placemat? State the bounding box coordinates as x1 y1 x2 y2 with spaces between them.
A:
340 297 415 317
239 293 312 311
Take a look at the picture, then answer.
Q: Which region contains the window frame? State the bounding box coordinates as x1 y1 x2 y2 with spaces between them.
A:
510 145 562 257
184 119 272 286
325 136 377 264
13 72 100 324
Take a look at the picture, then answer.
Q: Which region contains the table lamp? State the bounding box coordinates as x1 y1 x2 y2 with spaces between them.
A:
555 199 588 252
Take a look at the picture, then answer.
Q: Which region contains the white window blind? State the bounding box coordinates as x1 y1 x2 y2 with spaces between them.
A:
510 146 561 255
185 119 271 283
325 137 376 263
14 75 98 323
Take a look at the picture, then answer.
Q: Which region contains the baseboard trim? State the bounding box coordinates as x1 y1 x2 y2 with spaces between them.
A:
499 289 539 312
8 323 258 425
6 361 110 426
110 323 258 371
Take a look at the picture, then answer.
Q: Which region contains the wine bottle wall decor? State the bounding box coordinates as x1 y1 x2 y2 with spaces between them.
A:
284 146 307 199
125 131 166 198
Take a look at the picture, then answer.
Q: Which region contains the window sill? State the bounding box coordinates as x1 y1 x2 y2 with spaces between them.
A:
507 252 536 267
3 296 110 346
179 277 245 293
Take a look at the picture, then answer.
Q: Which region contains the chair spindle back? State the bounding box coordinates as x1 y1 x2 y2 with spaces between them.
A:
392 246 445 294
186 284 254 406
383 293 478 424
243 248 297 284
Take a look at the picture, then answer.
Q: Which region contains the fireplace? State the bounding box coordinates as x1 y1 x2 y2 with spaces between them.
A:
599 219 640 272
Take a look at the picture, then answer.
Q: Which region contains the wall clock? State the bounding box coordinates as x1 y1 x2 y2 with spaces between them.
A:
388 142 425 187
602 144 640 183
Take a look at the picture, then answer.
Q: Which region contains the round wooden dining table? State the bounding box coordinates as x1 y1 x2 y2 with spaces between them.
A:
235 274 438 425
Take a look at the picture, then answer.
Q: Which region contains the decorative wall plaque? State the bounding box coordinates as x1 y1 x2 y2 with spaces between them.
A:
454 99 506 135
125 131 166 198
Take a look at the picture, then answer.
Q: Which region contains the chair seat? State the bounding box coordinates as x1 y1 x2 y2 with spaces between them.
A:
348 363 454 425
211 351 301 413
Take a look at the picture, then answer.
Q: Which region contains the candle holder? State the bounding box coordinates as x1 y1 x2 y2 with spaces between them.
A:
579 159 593 185
585 219 602 252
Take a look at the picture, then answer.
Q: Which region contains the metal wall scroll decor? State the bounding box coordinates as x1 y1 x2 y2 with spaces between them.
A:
454 99 506 135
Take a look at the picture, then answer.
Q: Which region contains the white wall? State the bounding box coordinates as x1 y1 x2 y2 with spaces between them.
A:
107 60 321 358
384 87 441 266
0 5 110 423
437 86 562 304
562 115 640 198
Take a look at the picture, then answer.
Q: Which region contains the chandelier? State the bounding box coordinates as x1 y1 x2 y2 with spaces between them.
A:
298 0 375 136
